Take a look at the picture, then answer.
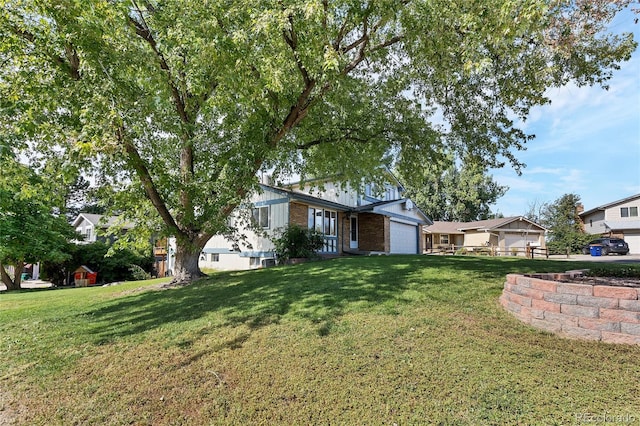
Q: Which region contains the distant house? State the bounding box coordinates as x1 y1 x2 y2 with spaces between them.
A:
579 194 640 254
198 176 431 271
72 213 134 244
424 217 547 255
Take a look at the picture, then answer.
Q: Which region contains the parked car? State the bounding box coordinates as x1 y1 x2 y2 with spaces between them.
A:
581 238 629 255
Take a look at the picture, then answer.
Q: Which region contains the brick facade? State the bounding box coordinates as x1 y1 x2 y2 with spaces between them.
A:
357 213 387 252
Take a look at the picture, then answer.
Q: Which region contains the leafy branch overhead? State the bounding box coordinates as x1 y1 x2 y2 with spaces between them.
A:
0 0 636 282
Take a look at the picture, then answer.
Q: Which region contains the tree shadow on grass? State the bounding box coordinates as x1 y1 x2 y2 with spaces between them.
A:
81 255 586 347
83 256 416 345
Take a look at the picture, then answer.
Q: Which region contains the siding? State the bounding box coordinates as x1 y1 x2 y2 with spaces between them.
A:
607 200 640 220
290 182 359 207
583 211 607 235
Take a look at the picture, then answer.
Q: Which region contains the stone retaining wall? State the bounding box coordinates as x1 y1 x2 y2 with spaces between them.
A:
500 272 640 345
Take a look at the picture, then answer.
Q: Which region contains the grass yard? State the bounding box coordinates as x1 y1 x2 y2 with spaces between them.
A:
1 256 639 425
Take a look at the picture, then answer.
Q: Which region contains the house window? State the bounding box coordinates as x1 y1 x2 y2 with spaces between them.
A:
631 207 639 217
210 253 219 262
250 257 261 267
308 207 338 253
621 207 629 217
85 228 92 241
252 206 270 229
440 234 450 245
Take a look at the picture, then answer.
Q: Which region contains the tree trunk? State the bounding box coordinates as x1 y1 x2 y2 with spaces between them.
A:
171 239 206 285
0 262 23 291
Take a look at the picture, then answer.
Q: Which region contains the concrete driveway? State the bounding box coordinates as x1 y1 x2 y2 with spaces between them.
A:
546 254 640 263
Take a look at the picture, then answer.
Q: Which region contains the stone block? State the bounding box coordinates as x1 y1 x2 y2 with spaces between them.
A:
600 309 640 324
530 279 557 292
578 318 620 333
544 293 577 305
620 322 640 336
532 299 561 313
601 332 640 345
561 325 601 341
593 286 638 300
619 299 640 312
506 292 531 307
544 311 579 327
560 304 599 318
556 283 593 296
576 295 618 309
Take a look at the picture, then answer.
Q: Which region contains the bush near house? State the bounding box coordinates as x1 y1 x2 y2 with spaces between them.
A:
272 224 325 264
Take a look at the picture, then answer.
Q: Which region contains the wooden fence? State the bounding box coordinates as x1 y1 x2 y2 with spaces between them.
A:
426 245 550 258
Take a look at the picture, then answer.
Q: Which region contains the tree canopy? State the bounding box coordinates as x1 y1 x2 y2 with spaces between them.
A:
1 0 636 282
0 157 77 290
400 156 507 222
539 193 592 254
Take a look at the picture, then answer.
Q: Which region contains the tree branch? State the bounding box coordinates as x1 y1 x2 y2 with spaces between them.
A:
9 23 81 80
128 2 190 125
116 125 182 237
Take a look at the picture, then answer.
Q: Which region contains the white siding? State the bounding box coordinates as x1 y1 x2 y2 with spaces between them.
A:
583 211 606 235
292 181 359 207
606 199 640 220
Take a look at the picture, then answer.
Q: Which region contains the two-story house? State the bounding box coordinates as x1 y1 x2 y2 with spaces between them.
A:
579 194 640 254
72 213 134 244
197 177 431 271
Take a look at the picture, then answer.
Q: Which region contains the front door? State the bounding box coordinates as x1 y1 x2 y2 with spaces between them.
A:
350 216 358 249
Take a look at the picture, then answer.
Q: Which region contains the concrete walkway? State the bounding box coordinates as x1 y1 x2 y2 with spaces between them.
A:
0 279 54 291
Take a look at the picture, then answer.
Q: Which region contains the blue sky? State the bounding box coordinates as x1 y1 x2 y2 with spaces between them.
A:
491 9 640 217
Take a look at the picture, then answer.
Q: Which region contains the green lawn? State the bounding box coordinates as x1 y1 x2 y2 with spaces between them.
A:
1 256 639 425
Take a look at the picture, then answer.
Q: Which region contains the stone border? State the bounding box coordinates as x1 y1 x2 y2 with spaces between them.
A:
500 271 640 345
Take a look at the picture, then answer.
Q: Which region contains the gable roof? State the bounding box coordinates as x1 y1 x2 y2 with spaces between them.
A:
354 199 431 225
258 184 431 224
72 213 134 230
423 221 467 234
579 194 640 217
259 184 350 211
425 217 547 233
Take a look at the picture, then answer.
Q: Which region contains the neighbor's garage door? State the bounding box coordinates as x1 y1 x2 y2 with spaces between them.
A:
390 221 418 254
624 232 640 254
504 234 526 251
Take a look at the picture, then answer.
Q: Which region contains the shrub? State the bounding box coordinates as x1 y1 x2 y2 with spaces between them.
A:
128 264 151 281
273 224 324 264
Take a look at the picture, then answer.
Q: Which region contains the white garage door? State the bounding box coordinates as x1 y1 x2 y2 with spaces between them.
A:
504 234 527 250
390 221 418 254
624 232 640 254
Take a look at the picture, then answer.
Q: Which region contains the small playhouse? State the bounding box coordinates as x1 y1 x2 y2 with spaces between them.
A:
73 265 98 287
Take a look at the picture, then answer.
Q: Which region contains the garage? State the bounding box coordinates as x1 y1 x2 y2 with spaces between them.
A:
623 232 640 254
504 234 537 252
390 221 419 254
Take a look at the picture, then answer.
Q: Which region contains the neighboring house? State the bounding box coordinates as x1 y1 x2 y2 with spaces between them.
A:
199 177 431 271
424 217 547 255
72 213 134 244
579 194 640 254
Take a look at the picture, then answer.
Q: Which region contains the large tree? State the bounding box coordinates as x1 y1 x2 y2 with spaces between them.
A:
1 1 636 283
540 193 592 254
400 156 507 221
0 158 77 290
